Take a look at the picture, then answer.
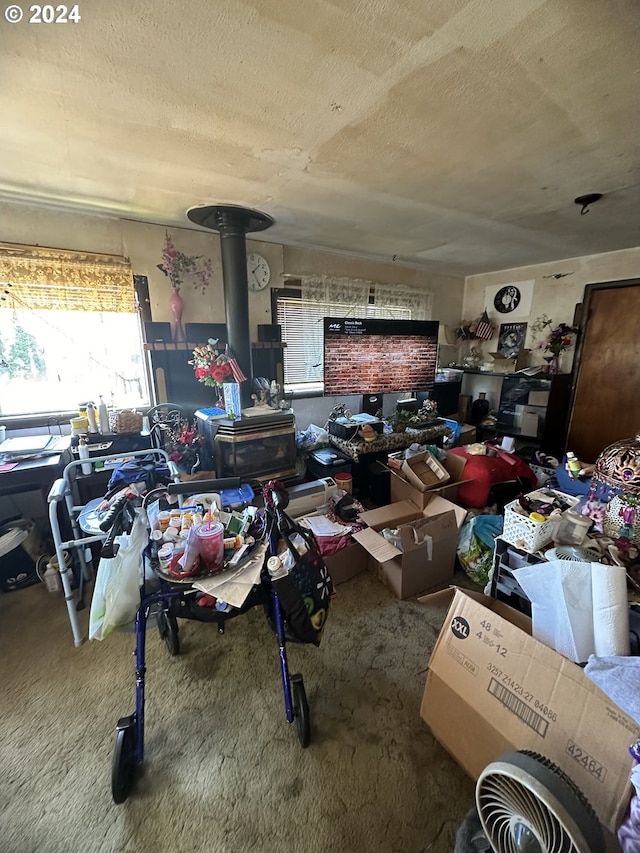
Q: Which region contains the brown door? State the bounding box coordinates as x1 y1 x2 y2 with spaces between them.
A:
567 282 640 462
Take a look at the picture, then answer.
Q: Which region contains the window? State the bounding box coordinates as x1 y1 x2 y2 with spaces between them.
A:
0 243 150 419
274 277 432 395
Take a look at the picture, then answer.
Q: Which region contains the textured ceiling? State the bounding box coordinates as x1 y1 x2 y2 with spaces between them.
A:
1 0 639 274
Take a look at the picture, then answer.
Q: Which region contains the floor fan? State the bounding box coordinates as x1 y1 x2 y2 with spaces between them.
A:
454 751 605 853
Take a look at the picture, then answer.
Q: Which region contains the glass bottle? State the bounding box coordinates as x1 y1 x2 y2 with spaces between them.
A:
470 392 489 426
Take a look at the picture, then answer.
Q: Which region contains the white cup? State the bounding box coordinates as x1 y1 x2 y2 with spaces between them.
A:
0 425 6 444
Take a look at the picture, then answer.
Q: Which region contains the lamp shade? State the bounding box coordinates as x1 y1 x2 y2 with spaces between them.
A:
437 325 455 346
594 429 640 494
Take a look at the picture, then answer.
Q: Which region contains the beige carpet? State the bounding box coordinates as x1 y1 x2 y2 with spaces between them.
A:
1 570 476 853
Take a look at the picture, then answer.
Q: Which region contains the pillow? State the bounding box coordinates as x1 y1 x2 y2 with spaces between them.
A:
449 447 537 508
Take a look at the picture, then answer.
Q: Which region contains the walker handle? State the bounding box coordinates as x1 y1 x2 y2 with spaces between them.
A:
98 493 129 532
166 477 241 495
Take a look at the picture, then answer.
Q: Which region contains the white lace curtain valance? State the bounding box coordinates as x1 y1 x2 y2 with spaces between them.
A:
373 282 433 321
0 242 135 312
300 275 369 313
300 274 432 320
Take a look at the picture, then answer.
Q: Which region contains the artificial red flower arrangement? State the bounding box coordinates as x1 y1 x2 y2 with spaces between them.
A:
189 339 246 388
164 419 205 473
536 321 578 356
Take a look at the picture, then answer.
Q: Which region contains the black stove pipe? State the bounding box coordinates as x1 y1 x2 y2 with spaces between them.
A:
187 204 273 410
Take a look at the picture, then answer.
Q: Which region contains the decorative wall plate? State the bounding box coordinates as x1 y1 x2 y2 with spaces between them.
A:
494 285 521 313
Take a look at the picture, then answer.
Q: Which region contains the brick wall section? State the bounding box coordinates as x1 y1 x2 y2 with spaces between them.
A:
325 335 437 394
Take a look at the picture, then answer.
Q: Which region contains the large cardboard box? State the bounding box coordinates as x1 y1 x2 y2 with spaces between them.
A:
353 497 466 599
323 540 368 586
390 452 469 510
401 450 450 491
488 349 530 373
419 588 635 834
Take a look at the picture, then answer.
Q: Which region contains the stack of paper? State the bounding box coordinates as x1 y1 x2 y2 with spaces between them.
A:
193 541 268 608
0 435 61 461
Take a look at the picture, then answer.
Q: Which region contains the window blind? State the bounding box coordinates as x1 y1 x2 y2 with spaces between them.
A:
275 291 414 390
0 242 135 312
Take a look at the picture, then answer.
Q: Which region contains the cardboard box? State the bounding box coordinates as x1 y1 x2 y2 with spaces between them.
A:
323 540 368 586
401 451 450 491
390 452 468 510
419 588 635 834
458 423 476 446
353 497 466 599
488 349 530 373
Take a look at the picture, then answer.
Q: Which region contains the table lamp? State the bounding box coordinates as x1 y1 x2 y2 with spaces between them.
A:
437 324 455 368
593 429 640 545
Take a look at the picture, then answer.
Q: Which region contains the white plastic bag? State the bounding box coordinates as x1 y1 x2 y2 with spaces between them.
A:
89 509 147 641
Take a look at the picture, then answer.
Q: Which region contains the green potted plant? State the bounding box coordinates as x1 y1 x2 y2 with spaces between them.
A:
387 409 415 433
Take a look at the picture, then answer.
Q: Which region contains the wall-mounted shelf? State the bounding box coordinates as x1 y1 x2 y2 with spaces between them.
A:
144 341 286 417
144 341 286 352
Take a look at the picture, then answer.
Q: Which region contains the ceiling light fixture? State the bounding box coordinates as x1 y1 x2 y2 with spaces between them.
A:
574 193 603 215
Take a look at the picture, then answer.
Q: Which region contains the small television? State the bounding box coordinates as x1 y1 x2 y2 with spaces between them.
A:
323 317 439 396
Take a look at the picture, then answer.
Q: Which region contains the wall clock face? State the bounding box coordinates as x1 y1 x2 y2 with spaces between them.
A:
247 253 271 291
493 285 521 313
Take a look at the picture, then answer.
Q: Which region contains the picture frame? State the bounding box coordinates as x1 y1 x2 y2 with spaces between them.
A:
498 322 528 358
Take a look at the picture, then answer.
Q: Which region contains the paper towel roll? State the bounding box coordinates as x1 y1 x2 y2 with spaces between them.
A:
514 561 594 663
591 563 630 657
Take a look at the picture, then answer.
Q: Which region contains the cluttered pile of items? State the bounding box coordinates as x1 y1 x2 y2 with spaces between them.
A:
82 464 336 802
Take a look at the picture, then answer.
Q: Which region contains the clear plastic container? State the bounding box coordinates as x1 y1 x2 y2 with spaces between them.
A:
196 521 224 573
555 509 592 546
334 472 353 494
506 548 530 570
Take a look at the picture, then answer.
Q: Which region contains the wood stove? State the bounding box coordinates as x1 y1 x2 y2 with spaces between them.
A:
187 204 297 482
196 411 297 481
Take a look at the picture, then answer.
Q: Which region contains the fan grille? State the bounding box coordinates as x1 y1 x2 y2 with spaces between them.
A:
476 751 604 853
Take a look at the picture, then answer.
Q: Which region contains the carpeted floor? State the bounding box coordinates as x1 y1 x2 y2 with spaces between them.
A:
1 570 476 853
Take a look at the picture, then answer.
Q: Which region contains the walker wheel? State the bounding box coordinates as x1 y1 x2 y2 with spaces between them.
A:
111 715 137 804
158 607 180 656
291 674 310 748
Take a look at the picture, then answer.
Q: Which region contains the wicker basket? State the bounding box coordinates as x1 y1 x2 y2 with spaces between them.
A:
502 489 579 553
108 409 143 434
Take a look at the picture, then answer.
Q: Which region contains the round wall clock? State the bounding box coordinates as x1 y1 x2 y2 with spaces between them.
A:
493 285 521 313
247 252 271 291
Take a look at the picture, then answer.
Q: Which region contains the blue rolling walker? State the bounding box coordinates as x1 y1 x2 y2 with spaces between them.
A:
109 478 312 804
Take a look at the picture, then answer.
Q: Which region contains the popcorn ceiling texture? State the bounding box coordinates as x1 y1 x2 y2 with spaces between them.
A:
1 0 638 275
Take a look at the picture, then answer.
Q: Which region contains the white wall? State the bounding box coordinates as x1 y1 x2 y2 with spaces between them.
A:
462 247 640 373
10 200 636 432
0 200 464 340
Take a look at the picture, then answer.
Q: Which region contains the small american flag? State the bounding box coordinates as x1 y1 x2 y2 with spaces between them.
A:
474 310 495 341
224 345 248 383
